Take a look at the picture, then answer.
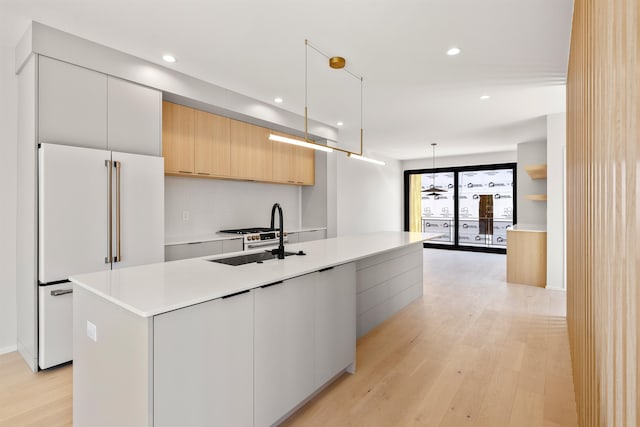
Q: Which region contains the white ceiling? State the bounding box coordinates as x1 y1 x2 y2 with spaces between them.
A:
1 0 573 160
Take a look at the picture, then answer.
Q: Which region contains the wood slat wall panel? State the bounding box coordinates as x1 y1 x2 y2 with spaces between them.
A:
566 0 639 426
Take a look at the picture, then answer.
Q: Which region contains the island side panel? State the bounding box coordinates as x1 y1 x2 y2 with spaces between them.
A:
73 286 153 427
355 242 424 338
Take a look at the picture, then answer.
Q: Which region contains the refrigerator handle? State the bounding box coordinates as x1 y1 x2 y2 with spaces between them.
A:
105 160 113 264
115 161 122 263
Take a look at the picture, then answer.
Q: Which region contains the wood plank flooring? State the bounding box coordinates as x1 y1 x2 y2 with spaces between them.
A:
283 249 578 427
0 249 577 427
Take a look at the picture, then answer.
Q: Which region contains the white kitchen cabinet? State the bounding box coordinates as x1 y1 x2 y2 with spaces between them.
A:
254 274 316 427
38 57 162 156
288 229 326 244
107 76 161 156
39 56 107 149
165 238 243 262
298 229 327 243
154 290 254 427
165 240 220 262
315 263 356 386
222 238 243 253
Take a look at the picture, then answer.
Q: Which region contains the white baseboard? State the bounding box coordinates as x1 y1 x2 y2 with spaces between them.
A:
0 345 18 355
546 286 566 291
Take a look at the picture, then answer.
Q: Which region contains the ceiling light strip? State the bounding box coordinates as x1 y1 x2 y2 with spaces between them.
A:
348 153 385 166
268 134 334 153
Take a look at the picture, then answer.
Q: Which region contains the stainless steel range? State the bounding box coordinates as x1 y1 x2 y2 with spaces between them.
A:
219 227 288 251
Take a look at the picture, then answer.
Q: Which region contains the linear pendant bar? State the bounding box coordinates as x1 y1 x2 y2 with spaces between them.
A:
268 134 334 153
347 153 385 165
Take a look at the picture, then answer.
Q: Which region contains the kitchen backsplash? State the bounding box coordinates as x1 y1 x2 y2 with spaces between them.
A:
165 176 301 239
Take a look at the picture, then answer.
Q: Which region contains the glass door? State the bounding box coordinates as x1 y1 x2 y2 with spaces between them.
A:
420 172 454 244
404 163 516 254
457 168 513 249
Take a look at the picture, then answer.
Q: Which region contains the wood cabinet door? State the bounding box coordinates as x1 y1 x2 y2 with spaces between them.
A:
296 146 315 185
230 120 272 180
271 131 315 185
272 133 297 183
194 110 231 176
162 101 194 173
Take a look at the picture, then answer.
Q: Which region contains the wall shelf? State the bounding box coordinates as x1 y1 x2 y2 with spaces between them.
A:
526 194 547 201
525 164 547 180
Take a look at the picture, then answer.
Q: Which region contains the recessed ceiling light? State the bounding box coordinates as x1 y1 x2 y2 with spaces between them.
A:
337 121 344 126
162 54 176 63
446 47 461 56
480 95 491 100
274 97 283 103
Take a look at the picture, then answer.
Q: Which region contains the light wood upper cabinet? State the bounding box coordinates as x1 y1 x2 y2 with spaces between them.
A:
272 133 297 183
162 101 194 174
230 121 272 181
194 110 231 177
270 132 315 185
162 102 314 185
296 147 315 185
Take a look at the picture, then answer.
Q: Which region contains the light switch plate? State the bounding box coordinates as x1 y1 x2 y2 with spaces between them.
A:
86 320 97 342
182 210 189 222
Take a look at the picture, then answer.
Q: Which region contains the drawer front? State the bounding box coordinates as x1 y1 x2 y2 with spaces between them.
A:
298 229 326 243
164 240 223 261
39 282 74 369
221 238 243 254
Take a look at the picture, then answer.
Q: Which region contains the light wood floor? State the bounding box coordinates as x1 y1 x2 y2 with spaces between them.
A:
0 249 577 427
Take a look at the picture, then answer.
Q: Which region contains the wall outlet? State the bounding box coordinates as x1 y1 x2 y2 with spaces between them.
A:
182 210 190 222
86 320 97 342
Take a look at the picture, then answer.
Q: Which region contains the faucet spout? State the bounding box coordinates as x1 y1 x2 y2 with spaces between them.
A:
270 203 285 259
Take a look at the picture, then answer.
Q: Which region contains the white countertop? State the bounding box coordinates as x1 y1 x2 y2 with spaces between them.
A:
165 227 328 246
71 231 438 318
509 224 547 232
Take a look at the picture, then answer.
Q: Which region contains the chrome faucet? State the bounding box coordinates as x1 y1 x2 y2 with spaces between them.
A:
270 203 285 259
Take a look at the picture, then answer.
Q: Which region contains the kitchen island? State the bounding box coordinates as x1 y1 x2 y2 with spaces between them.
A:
70 231 437 427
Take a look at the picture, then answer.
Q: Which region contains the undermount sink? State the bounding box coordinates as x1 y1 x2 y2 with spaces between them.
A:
208 250 299 266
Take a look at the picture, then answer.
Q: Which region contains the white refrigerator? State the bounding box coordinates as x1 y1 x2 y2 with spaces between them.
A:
38 143 164 369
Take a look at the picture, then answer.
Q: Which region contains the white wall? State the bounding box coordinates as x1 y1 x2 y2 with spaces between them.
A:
403 150 517 171
336 154 403 236
517 140 547 225
546 113 566 289
0 14 19 354
165 177 301 239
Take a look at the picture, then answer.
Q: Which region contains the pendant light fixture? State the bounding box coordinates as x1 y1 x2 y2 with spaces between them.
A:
267 40 384 166
422 143 447 196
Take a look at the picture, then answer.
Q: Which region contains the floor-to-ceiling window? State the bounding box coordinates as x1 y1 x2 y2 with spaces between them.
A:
404 163 516 254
